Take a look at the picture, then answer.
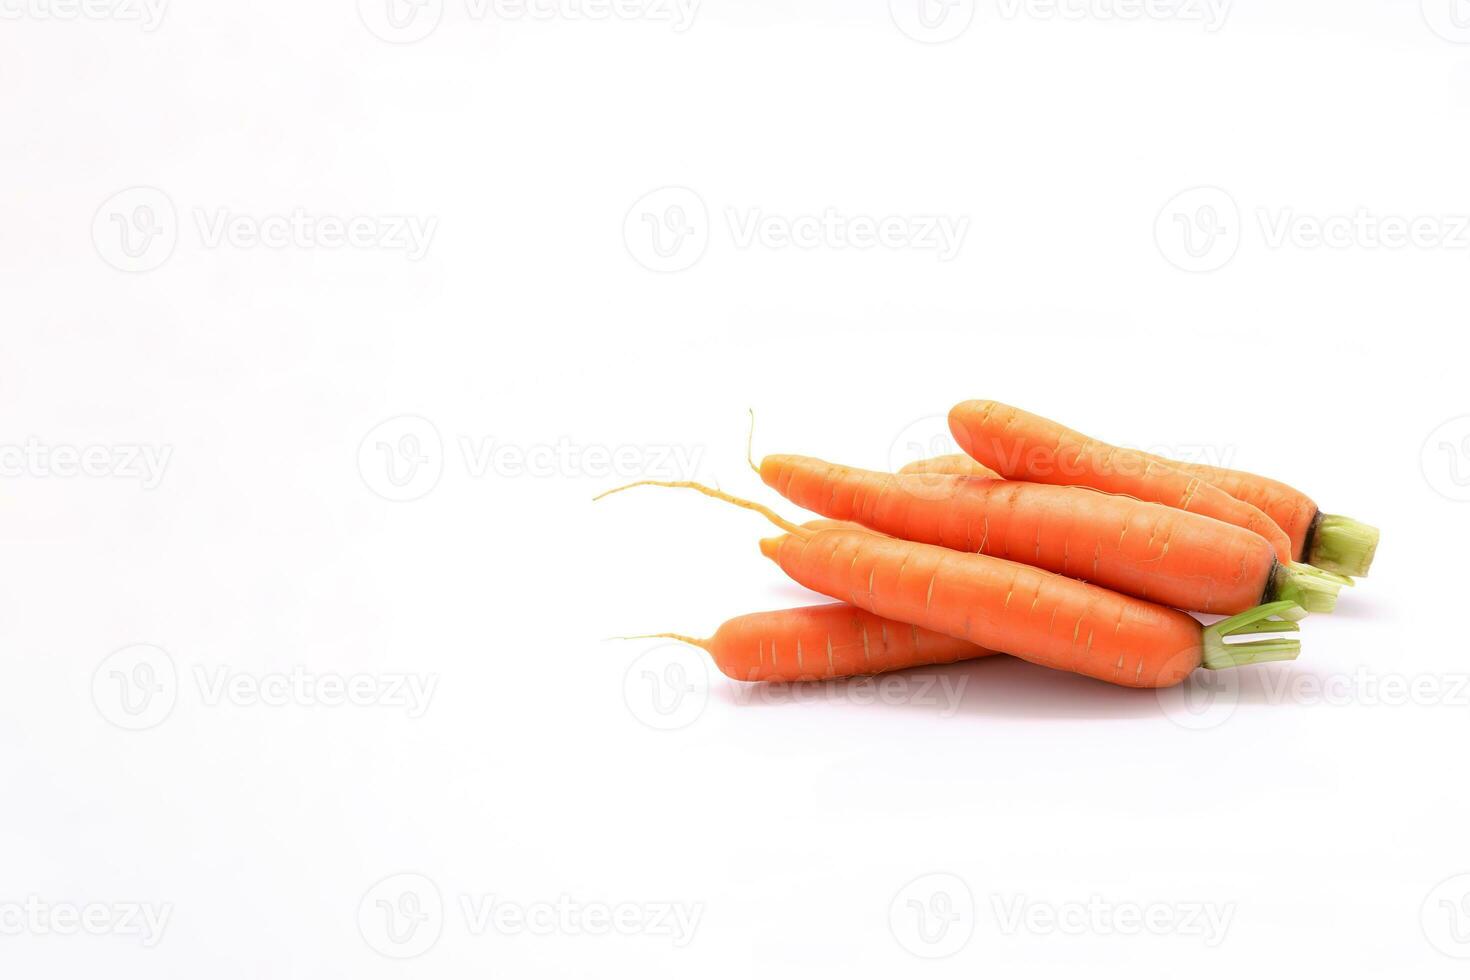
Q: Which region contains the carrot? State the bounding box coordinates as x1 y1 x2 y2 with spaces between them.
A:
949 400 1297 564
898 454 999 478
758 455 1347 615
627 603 997 683
598 482 1302 689
1132 452 1378 577
760 528 1300 689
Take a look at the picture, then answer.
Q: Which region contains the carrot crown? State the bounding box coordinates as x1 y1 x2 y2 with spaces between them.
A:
1200 601 1303 670
1306 514 1379 578
1270 562 1352 615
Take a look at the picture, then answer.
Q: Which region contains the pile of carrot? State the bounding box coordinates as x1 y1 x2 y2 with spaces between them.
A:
601 401 1378 690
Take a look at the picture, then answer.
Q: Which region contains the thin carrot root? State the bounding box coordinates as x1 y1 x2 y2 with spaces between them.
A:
746 409 760 477
1307 513 1380 577
1200 600 1303 670
613 632 711 651
1269 561 1352 615
594 480 812 538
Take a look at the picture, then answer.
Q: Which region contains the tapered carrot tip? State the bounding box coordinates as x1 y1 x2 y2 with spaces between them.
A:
759 536 784 561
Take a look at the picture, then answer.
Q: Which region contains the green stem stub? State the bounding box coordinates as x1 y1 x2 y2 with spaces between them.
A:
1269 561 1351 614
1201 600 1304 671
1306 513 1380 577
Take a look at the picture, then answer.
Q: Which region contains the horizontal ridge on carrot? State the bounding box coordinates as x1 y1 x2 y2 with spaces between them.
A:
1133 451 1379 577
757 454 1347 616
627 603 997 683
948 400 1298 564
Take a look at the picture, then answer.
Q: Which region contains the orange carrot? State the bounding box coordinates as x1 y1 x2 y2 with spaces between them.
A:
597 482 1302 689
630 603 997 683
949 400 1296 563
759 527 1300 689
758 455 1347 615
1135 452 1378 576
898 454 999 478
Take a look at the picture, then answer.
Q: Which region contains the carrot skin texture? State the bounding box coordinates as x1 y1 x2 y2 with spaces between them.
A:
760 455 1275 615
949 400 1295 563
898 455 999 478
1139 454 1316 559
764 455 1270 614
702 604 995 682
762 529 1203 689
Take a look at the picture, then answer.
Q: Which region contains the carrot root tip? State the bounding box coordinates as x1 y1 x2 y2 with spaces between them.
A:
745 408 761 476
1201 600 1304 670
593 479 810 538
613 632 711 651
1306 514 1379 578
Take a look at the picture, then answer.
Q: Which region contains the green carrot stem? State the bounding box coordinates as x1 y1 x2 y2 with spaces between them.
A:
1307 513 1379 578
1200 600 1303 671
1268 561 1351 615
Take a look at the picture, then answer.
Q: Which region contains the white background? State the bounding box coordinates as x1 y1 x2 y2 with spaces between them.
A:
3 0 1469 976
